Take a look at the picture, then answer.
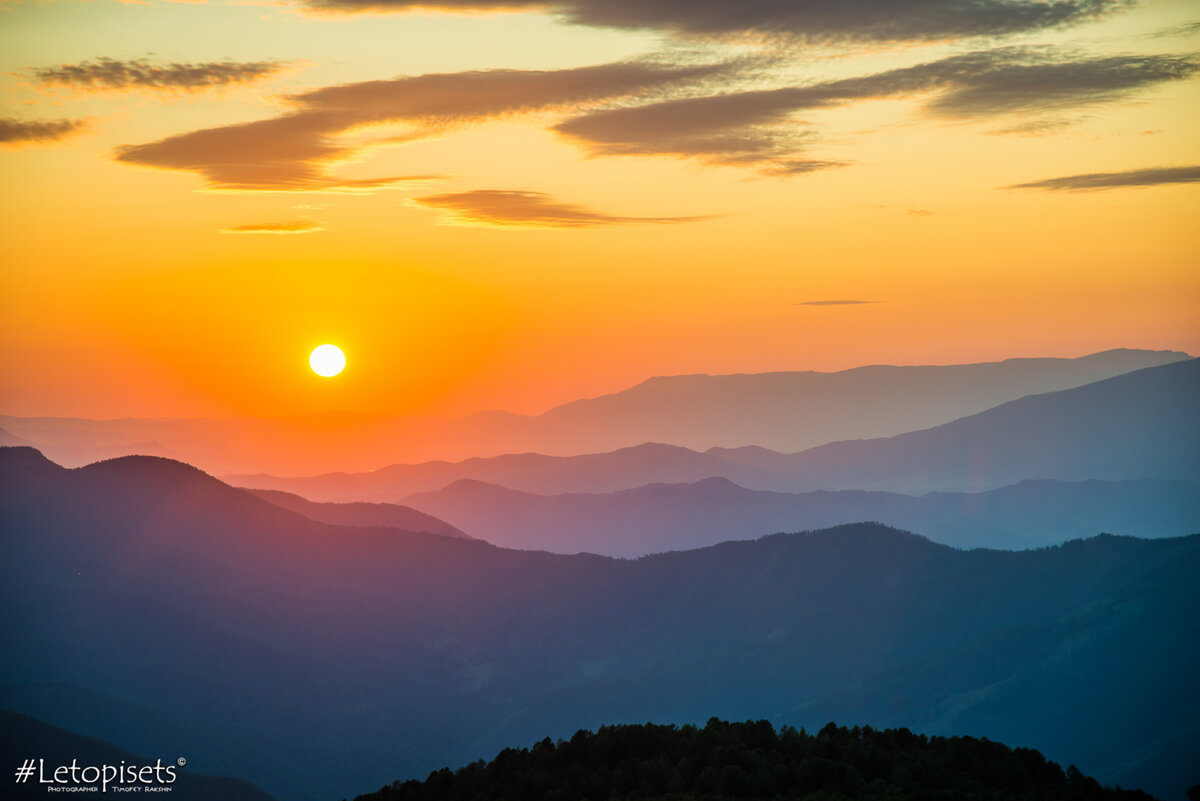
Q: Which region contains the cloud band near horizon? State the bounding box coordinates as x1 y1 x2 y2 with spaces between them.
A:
411 189 714 227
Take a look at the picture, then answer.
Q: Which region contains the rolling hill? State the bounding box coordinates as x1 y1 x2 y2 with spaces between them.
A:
352 719 1155 801
243 488 471 539
399 476 1200 556
2 447 1197 801
0 709 277 801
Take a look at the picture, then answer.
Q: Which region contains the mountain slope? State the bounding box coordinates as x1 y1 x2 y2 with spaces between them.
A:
243 487 471 539
0 709 277 801
509 347 1192 456
2 348 1188 475
226 442 781 502
227 358 1200 501
777 357 1200 492
352 720 1153 801
400 476 1200 556
2 447 1197 801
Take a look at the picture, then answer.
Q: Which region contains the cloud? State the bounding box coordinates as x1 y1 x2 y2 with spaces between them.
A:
1148 20 1200 39
1007 165 1200 191
918 51 1198 117
112 47 1197 186
555 49 1197 171
221 220 326 233
0 117 88 145
554 87 824 169
302 0 1128 43
797 299 877 305
766 159 850 175
410 189 713 227
31 58 287 92
114 58 735 190
988 117 1077 136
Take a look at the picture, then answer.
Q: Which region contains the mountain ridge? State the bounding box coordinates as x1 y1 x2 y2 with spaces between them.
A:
2 348 1188 475
3 447 1197 801
226 358 1200 501
398 474 1200 555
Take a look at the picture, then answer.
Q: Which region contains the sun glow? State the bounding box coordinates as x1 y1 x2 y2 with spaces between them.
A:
309 344 346 377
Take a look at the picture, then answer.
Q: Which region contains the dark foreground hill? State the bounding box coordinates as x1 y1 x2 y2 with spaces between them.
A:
0 709 277 800
2 447 1198 801
243 487 471 539
352 720 1154 801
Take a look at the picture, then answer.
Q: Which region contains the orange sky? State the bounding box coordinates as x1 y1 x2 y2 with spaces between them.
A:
1 0 1197 421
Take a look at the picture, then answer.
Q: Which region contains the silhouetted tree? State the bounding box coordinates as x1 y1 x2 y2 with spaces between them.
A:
351 720 1157 801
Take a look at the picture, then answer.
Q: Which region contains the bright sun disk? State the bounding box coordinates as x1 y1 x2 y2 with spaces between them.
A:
309 344 346 377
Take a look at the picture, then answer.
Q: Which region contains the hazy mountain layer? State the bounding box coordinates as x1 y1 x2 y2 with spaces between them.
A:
778 357 1199 492
230 442 775 502
2 348 1187 476
231 358 1200 501
3 447 1197 801
399 476 1200 556
489 348 1192 457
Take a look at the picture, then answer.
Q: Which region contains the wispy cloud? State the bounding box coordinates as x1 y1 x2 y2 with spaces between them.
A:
302 0 1129 43
1146 20 1200 39
1008 165 1200 191
410 189 714 228
115 58 736 191
31 58 287 92
0 117 88 146
221 220 326 233
555 49 1196 172
797 299 878 306
112 47 1197 186
919 50 1197 117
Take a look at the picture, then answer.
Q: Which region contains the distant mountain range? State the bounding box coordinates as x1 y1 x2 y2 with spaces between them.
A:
480 348 1192 456
233 358 1200 501
399 476 1200 556
1 348 1188 475
0 709 277 801
231 442 777 501
3 446 1197 801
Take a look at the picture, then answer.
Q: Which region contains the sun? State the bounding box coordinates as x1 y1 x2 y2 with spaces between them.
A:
309 344 346 377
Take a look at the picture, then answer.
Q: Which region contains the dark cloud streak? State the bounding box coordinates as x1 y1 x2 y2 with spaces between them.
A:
302 0 1128 43
0 117 87 145
33 58 286 92
1008 165 1200 191
555 49 1197 171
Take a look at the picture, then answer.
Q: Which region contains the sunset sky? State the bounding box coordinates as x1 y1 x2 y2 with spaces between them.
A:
2 0 1197 422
